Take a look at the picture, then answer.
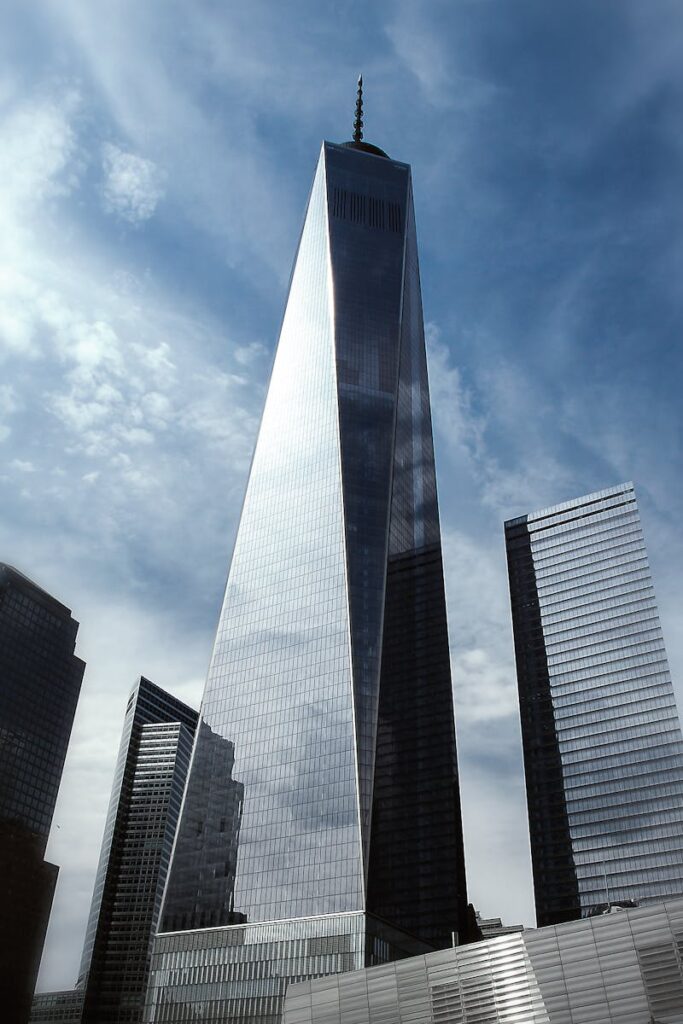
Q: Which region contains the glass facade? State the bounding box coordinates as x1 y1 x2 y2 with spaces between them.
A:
145 912 429 1024
78 677 197 1024
30 989 84 1024
0 563 85 1024
285 896 683 1024
146 137 468 1021
505 483 683 926
162 148 364 930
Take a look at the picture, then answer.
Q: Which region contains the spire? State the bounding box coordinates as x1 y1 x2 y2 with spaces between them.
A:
342 73 388 158
353 74 363 143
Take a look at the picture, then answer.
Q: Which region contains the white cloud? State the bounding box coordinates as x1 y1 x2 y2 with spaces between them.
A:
443 529 517 724
0 89 81 217
234 340 269 368
0 85 263 490
133 340 176 382
41 0 313 280
426 322 485 463
385 3 497 112
460 757 535 926
0 385 17 415
9 458 36 473
101 142 165 224
141 390 172 423
0 267 39 358
179 369 261 464
428 323 575 520
0 307 35 355
0 384 18 442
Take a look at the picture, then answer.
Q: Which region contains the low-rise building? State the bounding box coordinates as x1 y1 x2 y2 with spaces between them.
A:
284 896 683 1024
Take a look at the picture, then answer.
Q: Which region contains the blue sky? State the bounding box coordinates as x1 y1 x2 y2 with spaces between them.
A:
1 0 682 990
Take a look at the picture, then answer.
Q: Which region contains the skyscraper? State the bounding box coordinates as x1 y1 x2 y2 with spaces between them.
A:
505 482 683 926
77 677 198 1024
144 92 469 1023
0 563 85 1024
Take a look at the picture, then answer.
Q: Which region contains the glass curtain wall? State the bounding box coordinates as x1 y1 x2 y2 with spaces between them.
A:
146 137 468 1023
506 483 683 925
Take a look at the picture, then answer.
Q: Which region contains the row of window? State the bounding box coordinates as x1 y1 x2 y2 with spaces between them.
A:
531 518 642 575
534 537 647 589
540 585 655 630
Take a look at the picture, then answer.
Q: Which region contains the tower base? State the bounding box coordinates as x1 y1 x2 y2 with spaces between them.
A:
143 912 431 1023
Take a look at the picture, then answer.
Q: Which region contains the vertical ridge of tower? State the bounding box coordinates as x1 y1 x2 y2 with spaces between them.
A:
325 141 407 881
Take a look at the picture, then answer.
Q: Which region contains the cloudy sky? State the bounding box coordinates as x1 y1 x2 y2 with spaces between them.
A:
2 0 683 991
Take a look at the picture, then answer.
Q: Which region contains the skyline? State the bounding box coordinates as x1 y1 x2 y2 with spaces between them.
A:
1 0 682 994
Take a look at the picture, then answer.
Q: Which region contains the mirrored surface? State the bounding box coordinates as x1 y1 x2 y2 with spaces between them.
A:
506 484 683 925
163 154 364 927
161 143 468 950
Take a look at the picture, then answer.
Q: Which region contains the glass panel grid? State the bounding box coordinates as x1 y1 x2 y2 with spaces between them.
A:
506 483 683 924
162 152 364 930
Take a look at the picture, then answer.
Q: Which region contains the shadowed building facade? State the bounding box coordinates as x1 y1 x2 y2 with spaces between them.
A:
144 105 469 1023
77 678 198 1024
505 483 683 927
30 989 84 1024
0 564 85 1024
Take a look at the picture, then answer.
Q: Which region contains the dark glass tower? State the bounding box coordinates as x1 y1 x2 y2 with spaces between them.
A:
505 483 683 927
77 677 197 1024
144 114 468 1024
0 563 85 1024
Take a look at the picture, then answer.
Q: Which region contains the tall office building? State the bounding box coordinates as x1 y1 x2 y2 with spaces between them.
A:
505 482 683 926
144 91 469 1023
0 563 85 1024
77 677 198 1024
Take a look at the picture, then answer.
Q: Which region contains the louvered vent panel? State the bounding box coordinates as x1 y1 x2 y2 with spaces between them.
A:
331 186 402 233
637 933 683 1022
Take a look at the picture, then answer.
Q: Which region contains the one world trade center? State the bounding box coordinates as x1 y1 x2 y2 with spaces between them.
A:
144 83 470 1024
